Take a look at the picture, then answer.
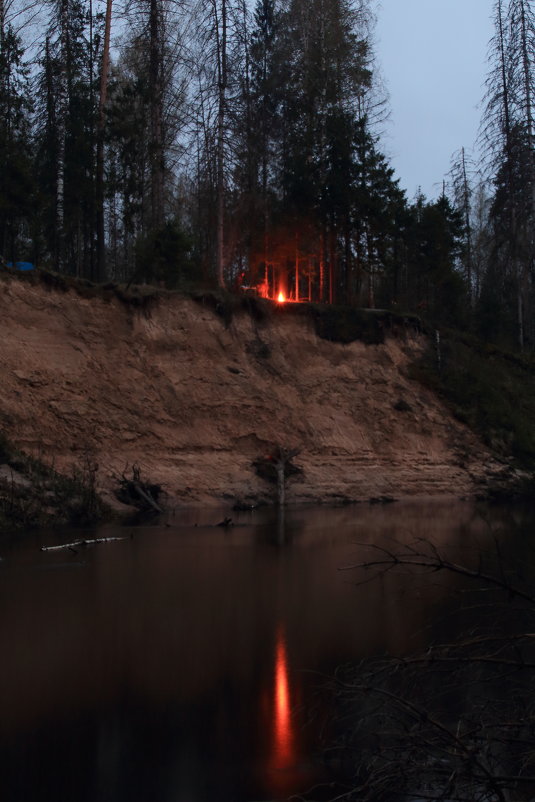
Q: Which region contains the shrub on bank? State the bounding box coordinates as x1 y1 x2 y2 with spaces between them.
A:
0 436 107 530
412 330 535 469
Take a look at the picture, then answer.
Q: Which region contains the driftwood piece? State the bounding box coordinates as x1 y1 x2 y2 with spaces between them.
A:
41 536 128 552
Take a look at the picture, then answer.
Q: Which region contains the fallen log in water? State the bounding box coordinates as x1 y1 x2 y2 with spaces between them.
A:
115 464 164 513
41 536 129 552
131 481 163 513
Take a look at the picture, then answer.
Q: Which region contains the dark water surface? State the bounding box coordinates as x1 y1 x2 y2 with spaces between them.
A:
0 501 532 802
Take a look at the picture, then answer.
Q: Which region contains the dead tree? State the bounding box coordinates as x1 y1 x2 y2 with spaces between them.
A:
253 445 301 505
115 464 163 513
96 0 113 281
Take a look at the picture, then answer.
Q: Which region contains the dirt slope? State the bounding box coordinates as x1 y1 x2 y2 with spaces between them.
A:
0 278 502 507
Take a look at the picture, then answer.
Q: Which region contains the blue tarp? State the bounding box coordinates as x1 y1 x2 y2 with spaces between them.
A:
7 262 34 271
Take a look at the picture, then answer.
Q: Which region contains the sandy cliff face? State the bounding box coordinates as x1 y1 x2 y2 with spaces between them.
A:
0 278 501 506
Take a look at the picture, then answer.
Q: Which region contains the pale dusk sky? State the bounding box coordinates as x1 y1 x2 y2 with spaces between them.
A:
375 0 495 199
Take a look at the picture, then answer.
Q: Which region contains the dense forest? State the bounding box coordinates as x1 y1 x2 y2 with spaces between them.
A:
0 0 534 350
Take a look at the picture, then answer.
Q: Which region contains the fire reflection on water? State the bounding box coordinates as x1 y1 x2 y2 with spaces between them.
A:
274 628 293 765
262 625 300 797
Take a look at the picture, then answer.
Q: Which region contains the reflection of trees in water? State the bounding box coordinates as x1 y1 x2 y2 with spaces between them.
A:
258 505 307 547
314 535 535 802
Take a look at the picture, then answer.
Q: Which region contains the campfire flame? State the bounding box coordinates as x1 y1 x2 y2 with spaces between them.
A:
277 292 286 303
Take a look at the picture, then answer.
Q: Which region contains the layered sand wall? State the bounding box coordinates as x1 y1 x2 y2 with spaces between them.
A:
0 278 501 506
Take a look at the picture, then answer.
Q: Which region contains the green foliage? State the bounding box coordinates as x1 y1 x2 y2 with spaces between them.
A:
0 265 168 312
32 0 102 275
311 305 385 344
0 0 531 350
393 191 468 328
194 288 424 347
104 45 151 279
134 222 195 289
413 331 535 466
0 23 35 263
310 305 422 345
476 265 518 349
192 289 272 327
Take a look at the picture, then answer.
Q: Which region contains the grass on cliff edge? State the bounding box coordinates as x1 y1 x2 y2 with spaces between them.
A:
0 264 422 343
191 289 423 344
412 329 535 469
0 263 167 311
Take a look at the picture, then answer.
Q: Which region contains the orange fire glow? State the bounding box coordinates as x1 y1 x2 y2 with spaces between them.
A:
259 625 303 799
272 628 294 768
277 292 286 303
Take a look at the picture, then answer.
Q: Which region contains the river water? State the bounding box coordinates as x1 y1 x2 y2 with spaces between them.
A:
0 500 532 802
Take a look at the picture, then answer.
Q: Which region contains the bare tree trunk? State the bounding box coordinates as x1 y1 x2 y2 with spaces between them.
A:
150 0 165 231
0 0 4 258
271 447 299 506
518 0 535 347
518 285 524 350
329 225 336 304
294 232 299 300
57 0 69 272
518 0 535 212
96 0 113 282
366 227 375 308
0 0 5 60
344 218 352 304
213 0 227 288
496 0 522 348
319 229 325 302
0 7 6 288
460 147 473 301
276 460 285 506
